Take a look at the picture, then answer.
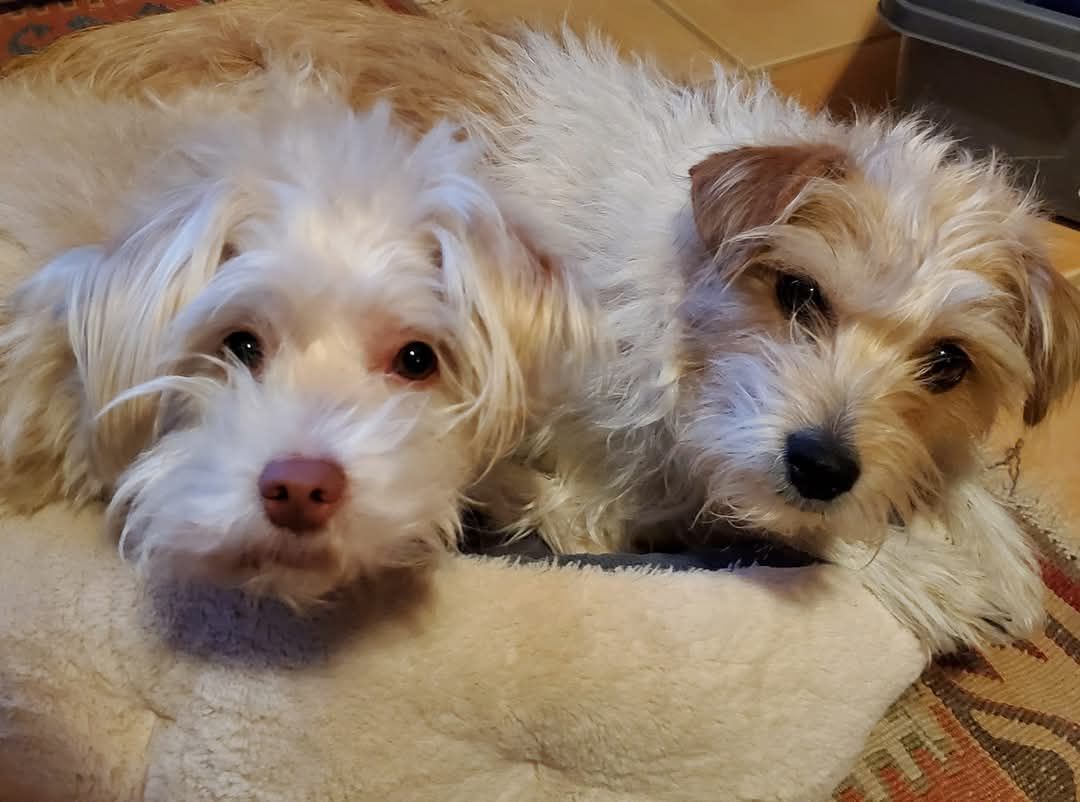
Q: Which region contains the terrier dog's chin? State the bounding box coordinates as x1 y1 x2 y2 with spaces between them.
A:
681 344 949 544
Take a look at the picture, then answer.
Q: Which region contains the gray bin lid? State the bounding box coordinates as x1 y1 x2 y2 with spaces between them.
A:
879 0 1080 88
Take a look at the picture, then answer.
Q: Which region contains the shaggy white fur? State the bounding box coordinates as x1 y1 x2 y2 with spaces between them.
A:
0 73 589 603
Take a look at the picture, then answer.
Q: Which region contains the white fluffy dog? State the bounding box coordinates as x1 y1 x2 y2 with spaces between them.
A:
475 42 1080 654
0 74 587 603
7 0 1080 651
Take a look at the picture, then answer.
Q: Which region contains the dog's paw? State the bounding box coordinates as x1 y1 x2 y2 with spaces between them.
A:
861 547 1045 655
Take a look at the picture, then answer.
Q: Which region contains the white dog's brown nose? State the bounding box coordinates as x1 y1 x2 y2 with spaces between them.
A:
258 457 347 533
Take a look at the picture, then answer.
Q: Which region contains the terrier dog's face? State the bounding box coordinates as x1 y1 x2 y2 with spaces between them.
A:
679 124 1080 539
6 95 581 603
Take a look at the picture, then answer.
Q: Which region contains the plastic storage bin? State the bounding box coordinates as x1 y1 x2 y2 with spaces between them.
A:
879 0 1080 223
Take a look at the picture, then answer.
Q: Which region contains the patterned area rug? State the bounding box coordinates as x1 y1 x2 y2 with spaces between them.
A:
837 463 1080 802
0 2 1077 800
1 1 213 62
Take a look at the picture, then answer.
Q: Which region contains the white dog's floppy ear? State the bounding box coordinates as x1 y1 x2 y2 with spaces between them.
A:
1021 251 1080 426
0 246 106 509
495 221 595 399
688 143 850 261
437 203 595 465
0 180 236 504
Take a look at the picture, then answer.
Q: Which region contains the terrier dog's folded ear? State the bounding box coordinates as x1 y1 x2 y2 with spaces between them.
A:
1022 253 1080 426
688 143 849 254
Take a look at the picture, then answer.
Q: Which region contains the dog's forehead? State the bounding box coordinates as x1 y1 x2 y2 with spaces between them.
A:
215 200 448 340
274 189 426 258
858 231 1010 314
799 171 1027 320
241 200 436 296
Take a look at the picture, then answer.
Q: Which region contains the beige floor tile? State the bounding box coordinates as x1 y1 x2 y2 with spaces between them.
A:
1042 220 1080 279
767 35 899 115
453 0 733 78
989 224 1080 544
659 0 891 68
1035 412 1080 547
990 400 1080 548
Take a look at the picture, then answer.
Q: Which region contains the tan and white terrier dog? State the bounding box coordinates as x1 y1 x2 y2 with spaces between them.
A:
0 72 588 604
6 0 1080 651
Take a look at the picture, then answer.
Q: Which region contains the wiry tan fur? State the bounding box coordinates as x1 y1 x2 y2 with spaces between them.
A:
0 70 591 604
7 0 1080 652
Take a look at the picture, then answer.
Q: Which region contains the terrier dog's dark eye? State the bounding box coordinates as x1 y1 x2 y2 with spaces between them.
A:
775 272 829 323
223 330 264 372
392 341 438 381
919 341 970 393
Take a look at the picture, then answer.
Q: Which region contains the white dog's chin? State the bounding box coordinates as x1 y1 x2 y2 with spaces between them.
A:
117 481 458 606
131 520 444 605
138 530 351 603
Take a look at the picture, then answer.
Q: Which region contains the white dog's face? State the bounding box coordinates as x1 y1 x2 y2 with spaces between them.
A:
114 212 476 602
678 124 1080 541
2 93 584 604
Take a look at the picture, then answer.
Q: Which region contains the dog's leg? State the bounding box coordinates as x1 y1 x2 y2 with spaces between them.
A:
819 478 1045 654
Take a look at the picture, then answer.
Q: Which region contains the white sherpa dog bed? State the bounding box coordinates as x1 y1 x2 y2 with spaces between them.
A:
0 504 925 802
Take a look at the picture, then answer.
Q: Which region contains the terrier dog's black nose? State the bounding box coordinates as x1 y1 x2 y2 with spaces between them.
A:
784 430 860 502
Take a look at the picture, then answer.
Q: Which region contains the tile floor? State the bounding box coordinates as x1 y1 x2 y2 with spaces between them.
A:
455 0 901 110
451 0 1080 537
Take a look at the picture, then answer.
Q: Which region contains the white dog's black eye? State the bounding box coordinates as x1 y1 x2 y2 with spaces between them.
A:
223 330 264 372
392 341 438 381
775 272 829 323
920 341 970 393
